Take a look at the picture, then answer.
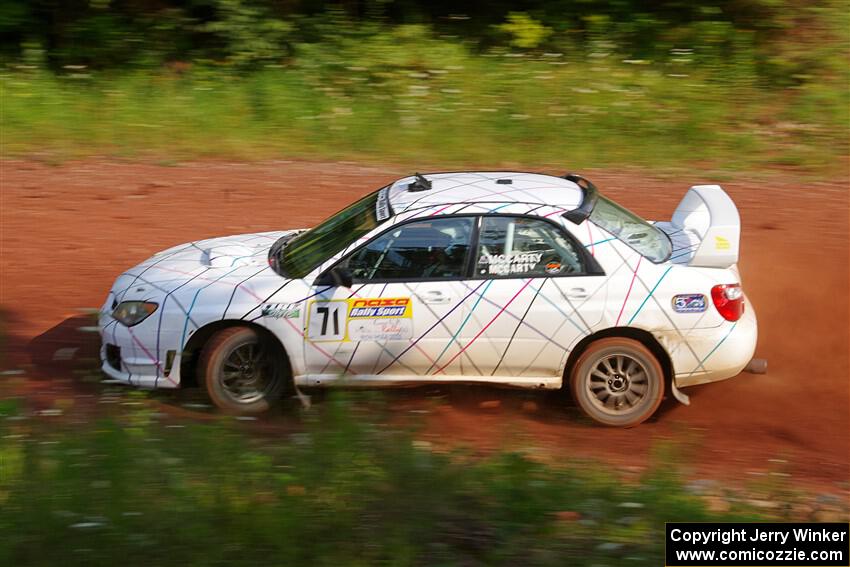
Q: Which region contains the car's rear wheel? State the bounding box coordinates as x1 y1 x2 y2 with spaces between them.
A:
569 337 664 427
199 326 289 414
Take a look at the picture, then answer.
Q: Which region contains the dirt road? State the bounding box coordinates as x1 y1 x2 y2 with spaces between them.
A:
1 159 848 491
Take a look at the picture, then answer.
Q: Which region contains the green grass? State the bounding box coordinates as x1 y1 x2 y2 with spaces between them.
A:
2 34 847 174
0 394 780 567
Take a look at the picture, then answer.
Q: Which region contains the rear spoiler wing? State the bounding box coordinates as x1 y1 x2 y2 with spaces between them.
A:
672 185 740 268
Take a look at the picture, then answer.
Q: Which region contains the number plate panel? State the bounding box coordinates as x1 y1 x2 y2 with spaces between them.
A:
306 297 413 342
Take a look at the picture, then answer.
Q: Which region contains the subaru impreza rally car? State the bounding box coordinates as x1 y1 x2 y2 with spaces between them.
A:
99 172 757 426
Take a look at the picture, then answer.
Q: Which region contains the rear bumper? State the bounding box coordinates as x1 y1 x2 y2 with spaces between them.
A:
673 297 758 388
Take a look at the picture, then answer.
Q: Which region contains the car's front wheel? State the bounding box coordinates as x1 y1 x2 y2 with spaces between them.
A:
569 337 665 427
199 326 289 414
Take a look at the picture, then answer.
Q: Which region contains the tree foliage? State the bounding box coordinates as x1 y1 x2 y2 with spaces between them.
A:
1 0 846 86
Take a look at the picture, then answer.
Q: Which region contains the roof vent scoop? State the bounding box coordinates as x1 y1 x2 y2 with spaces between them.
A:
407 173 432 192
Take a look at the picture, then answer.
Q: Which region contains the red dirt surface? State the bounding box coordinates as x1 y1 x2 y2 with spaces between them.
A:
1 159 848 492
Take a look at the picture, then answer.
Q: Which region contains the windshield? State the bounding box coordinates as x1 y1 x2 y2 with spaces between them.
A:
589 196 672 263
278 192 381 278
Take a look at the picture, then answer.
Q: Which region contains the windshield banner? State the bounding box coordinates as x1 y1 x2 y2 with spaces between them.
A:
376 186 392 221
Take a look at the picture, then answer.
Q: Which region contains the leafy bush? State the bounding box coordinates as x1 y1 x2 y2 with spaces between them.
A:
1 3 846 172
497 13 553 50
197 0 294 69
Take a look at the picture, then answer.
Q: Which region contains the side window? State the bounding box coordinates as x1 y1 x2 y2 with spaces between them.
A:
476 216 586 277
343 217 474 281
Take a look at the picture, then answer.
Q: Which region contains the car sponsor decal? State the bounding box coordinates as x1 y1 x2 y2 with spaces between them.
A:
477 252 542 276
307 297 413 342
375 186 392 221
672 293 708 313
349 297 411 318
714 235 730 250
545 261 562 274
261 303 301 319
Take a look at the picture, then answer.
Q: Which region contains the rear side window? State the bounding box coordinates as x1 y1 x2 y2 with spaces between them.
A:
343 217 474 281
590 196 672 263
475 217 587 277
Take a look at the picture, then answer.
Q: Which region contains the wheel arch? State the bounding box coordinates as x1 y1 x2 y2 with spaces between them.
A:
564 327 674 388
179 320 292 388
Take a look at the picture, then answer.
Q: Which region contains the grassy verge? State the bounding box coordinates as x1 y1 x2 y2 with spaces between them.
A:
0 394 789 567
2 28 847 174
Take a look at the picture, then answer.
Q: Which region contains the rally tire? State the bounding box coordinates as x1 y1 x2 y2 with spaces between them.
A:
569 337 665 427
199 326 289 414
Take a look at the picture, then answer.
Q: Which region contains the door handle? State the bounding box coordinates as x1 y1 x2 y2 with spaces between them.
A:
417 290 451 304
566 287 589 300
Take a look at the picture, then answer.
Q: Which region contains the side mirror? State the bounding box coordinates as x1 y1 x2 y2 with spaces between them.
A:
315 266 353 288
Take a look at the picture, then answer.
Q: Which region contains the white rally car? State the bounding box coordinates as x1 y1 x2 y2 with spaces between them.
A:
99 172 757 426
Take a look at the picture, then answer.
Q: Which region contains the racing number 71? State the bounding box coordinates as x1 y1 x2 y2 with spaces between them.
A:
308 301 347 341
316 306 339 336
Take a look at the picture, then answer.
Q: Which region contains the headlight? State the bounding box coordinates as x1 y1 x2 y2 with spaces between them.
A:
112 301 158 326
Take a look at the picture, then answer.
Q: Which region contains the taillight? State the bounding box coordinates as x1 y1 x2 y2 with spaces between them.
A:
711 284 744 321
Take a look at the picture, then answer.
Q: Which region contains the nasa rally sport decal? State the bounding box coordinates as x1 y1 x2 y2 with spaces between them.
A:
348 297 413 342
306 297 413 342
672 293 708 313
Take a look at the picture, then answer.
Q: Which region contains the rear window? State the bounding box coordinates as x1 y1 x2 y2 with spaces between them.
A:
590 196 671 263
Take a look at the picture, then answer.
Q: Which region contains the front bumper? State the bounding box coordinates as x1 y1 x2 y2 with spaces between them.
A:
98 309 181 389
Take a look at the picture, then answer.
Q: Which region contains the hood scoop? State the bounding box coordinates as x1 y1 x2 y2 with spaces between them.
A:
168 230 298 269
201 240 270 268
202 244 264 268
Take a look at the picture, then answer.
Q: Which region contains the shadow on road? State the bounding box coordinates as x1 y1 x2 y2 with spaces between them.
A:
26 314 101 375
